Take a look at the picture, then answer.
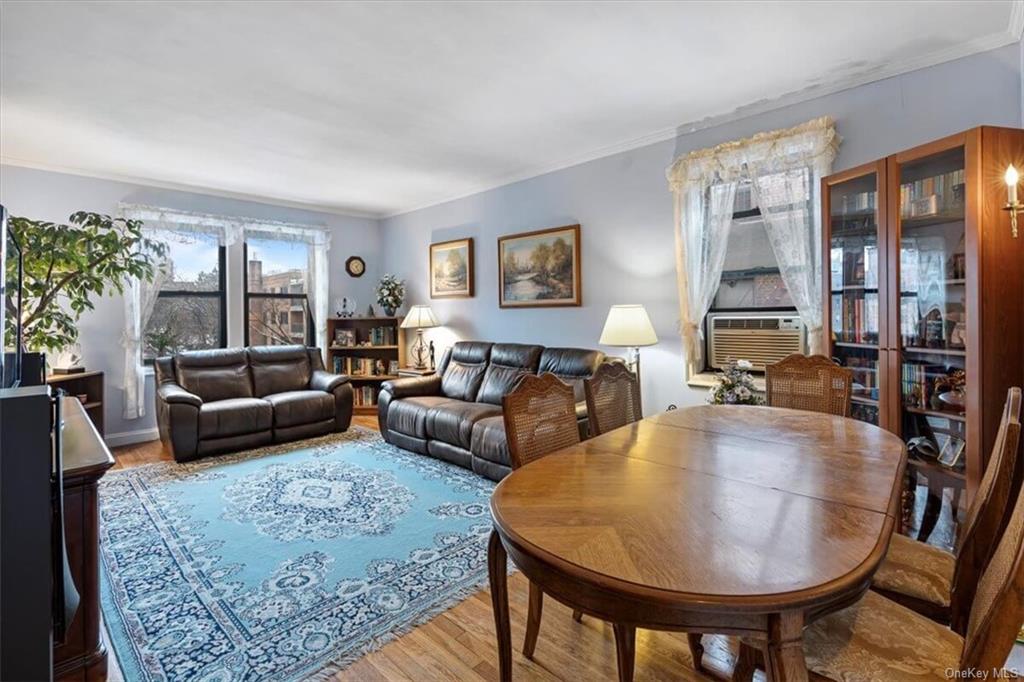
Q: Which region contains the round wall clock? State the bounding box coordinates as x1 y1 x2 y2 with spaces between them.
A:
345 256 366 277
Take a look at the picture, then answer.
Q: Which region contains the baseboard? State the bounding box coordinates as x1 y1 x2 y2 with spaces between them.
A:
104 428 160 448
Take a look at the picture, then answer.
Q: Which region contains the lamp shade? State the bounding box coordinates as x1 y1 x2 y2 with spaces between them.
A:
599 305 658 347
400 305 440 329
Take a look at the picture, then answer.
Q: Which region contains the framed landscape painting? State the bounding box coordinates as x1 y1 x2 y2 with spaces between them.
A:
430 238 474 298
498 224 581 308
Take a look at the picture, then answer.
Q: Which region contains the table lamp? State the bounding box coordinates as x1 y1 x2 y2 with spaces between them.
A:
599 304 658 380
401 305 440 370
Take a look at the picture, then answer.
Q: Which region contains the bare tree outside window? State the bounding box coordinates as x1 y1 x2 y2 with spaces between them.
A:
245 237 312 346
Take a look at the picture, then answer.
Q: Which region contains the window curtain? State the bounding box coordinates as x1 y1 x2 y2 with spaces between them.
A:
666 116 840 370
244 224 331 353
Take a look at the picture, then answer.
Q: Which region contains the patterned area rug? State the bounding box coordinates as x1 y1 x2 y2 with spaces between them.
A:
100 428 495 681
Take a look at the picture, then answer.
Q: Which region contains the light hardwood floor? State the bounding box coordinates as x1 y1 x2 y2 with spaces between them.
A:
111 418 735 681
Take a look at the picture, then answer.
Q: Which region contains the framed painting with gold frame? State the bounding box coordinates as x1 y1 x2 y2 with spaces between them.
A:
429 238 474 298
498 224 581 308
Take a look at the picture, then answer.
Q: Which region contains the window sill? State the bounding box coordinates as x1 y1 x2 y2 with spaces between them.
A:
688 371 766 393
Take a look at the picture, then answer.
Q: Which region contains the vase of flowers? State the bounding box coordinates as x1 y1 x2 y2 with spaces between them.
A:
375 274 406 317
707 359 764 406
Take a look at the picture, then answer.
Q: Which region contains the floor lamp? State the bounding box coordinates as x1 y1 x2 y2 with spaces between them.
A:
598 304 658 390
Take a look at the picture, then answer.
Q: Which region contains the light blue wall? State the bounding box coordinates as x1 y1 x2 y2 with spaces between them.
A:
0 166 381 442
380 43 1023 413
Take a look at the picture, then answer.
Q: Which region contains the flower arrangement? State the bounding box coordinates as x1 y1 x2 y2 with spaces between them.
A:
375 274 406 316
707 359 764 406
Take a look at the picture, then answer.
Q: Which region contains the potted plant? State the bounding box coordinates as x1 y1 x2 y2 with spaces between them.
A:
375 274 406 317
5 211 167 353
707 359 764 406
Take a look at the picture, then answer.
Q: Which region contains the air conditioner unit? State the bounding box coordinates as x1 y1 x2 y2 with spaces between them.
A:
707 313 806 372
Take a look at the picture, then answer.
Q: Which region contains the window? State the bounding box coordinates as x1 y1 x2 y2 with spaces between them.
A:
244 236 313 346
704 182 801 372
143 229 227 360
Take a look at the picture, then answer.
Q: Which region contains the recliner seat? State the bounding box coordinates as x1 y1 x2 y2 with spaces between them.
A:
155 345 353 462
378 341 606 481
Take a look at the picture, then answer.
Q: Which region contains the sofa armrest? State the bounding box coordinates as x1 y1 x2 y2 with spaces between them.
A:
157 383 203 408
310 369 350 393
380 375 442 398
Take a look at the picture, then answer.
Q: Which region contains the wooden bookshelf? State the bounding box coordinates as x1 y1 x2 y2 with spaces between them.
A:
46 370 104 436
327 317 405 415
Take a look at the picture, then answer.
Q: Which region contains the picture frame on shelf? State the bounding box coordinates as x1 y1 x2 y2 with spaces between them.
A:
334 329 356 347
498 224 581 308
429 238 474 298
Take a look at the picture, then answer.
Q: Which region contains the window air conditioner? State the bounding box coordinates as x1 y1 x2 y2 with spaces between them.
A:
707 313 806 372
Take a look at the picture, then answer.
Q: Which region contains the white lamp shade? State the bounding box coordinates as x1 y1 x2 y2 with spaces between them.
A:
599 305 658 347
400 305 440 329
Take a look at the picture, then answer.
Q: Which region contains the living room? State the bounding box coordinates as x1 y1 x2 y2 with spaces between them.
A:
2 2 1024 681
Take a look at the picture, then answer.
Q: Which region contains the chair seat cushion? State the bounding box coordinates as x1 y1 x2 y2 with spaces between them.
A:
426 401 503 449
264 390 335 428
387 396 458 439
802 590 963 681
199 398 272 438
471 416 510 466
873 533 955 608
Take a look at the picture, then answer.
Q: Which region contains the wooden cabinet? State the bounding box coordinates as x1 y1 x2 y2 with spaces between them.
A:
327 317 406 414
823 127 1024 525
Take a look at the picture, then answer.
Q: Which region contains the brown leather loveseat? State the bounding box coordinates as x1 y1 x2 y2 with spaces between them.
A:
377 341 605 480
154 345 353 462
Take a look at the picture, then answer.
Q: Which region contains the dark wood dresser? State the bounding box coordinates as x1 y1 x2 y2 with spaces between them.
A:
54 397 114 681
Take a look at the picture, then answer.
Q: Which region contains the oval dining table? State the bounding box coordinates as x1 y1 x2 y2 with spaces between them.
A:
487 405 907 682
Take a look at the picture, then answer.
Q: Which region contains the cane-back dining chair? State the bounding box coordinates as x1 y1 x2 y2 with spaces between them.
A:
584 361 642 437
765 354 853 417
872 387 1022 633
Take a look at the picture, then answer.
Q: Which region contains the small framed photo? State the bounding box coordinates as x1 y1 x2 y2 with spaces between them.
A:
387 360 399 375
430 238 474 298
334 329 356 347
937 435 966 469
498 224 581 308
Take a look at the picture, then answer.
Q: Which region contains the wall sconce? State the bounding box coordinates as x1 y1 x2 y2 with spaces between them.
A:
1005 164 1022 238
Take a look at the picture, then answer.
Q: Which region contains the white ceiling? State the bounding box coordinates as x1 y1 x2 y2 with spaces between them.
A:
1 1 1021 217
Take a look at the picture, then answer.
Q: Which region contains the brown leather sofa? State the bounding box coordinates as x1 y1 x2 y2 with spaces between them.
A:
378 341 605 481
154 345 353 462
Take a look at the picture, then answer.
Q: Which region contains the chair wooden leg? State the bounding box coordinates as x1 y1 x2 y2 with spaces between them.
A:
732 641 760 682
612 623 636 682
572 609 583 623
523 580 544 659
687 633 705 672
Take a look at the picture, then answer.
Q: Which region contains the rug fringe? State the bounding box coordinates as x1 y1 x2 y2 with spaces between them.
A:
305 575 502 680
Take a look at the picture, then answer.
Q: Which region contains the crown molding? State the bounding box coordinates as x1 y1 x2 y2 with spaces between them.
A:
382 20 1023 219
0 156 383 220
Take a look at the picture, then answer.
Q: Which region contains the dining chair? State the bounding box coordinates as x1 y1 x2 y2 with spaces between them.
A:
502 373 705 678
584 361 642 437
872 386 1022 634
765 354 853 417
734 443 1024 682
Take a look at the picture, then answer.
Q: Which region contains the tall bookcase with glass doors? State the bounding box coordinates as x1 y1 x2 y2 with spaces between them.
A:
822 127 1024 530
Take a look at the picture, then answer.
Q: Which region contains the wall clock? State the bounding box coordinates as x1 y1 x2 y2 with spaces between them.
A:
345 256 366 277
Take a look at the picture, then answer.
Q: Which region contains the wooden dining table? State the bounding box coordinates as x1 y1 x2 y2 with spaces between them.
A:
487 405 907 682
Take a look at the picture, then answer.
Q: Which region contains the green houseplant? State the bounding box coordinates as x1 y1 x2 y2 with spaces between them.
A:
375 274 406 317
4 211 167 353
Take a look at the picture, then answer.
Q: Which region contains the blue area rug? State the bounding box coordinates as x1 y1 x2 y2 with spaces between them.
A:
99 428 496 681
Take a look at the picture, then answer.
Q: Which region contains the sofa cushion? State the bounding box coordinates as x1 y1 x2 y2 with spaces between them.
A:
538 347 606 401
426 401 503 449
176 348 253 403
441 342 492 401
249 345 312 397
387 396 457 439
199 397 272 438
471 415 511 467
264 390 335 428
477 343 544 405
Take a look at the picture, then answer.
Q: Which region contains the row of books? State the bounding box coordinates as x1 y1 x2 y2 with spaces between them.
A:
830 245 878 290
831 293 879 344
367 326 397 346
332 356 398 377
901 362 955 410
353 385 379 407
833 189 877 215
900 169 965 218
